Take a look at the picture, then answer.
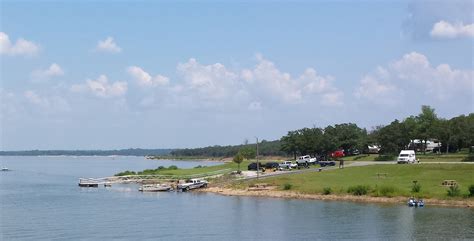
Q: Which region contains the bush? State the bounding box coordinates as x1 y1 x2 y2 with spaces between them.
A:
347 185 370 196
168 165 178 170
375 185 396 197
283 183 292 190
412 182 421 193
194 165 204 168
447 185 461 197
375 155 396 161
114 170 136 176
462 154 474 162
322 187 332 195
469 185 474 197
157 166 165 170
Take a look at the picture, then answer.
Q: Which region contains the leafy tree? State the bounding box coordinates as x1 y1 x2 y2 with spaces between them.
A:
233 153 244 173
281 131 300 159
416 105 438 154
239 147 256 160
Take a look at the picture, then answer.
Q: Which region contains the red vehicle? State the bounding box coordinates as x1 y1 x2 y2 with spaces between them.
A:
331 150 345 158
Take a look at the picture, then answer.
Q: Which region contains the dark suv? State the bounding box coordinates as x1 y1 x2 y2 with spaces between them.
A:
264 162 280 169
247 162 266 171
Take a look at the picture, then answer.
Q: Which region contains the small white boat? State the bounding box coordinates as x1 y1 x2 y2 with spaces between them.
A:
1 167 9 171
139 184 172 192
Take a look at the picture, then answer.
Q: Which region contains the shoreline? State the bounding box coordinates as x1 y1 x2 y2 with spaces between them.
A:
201 187 474 208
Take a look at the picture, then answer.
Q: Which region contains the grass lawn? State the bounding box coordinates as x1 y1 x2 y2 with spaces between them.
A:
248 164 474 199
115 160 274 177
341 152 469 162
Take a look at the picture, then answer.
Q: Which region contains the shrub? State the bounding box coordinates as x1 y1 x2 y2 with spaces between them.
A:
194 165 203 168
322 187 332 195
412 182 421 193
168 165 178 170
347 185 370 196
462 154 474 162
375 155 396 161
376 185 396 197
157 166 165 170
114 170 136 176
447 185 461 197
469 185 474 197
283 183 292 190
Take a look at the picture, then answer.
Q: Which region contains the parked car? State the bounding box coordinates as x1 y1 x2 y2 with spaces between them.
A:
248 162 266 171
397 150 418 164
265 162 280 169
368 145 381 154
344 149 360 156
296 155 312 167
331 150 345 158
279 161 297 169
319 161 336 167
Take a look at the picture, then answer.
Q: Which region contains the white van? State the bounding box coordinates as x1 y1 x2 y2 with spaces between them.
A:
397 150 418 164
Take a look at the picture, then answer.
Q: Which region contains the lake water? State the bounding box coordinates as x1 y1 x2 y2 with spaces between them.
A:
1 156 473 240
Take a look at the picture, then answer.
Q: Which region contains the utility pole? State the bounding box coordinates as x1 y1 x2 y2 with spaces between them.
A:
256 137 259 180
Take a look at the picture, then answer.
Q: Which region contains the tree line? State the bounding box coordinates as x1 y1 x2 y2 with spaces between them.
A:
280 105 474 157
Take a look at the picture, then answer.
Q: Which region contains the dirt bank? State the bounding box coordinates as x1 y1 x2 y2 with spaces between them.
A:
200 187 474 208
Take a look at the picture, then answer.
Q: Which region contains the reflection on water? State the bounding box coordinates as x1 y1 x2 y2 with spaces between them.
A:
1 156 473 240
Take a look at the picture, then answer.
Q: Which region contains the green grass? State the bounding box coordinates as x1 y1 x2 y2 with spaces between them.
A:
115 159 281 177
341 152 468 162
250 164 474 199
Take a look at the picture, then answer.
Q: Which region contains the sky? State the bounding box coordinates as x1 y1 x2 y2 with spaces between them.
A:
0 0 473 150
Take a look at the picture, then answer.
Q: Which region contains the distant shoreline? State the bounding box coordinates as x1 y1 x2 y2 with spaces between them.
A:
201 187 474 208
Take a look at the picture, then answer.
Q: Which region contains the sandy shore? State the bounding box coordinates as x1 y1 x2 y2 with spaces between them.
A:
201 187 474 208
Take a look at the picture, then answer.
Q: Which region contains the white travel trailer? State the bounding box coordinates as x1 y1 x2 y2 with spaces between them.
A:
409 139 441 152
397 150 418 164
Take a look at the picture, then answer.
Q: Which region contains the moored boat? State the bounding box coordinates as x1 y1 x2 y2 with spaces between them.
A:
139 184 172 192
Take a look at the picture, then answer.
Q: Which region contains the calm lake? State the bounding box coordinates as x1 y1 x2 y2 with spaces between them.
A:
1 156 473 240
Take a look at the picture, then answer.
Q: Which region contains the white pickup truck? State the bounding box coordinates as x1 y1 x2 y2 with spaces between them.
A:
177 179 208 191
296 155 317 167
279 161 298 169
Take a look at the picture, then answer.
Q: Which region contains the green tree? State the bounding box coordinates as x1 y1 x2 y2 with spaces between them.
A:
416 105 438 154
239 147 256 160
280 131 300 159
233 153 244 173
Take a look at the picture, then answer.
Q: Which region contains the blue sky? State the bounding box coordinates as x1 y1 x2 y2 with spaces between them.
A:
1 0 473 150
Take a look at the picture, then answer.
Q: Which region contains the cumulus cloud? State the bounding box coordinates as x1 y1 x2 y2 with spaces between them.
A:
0 32 40 56
242 55 343 106
24 90 70 112
127 66 169 87
177 58 240 101
355 52 473 103
96 37 122 53
71 75 127 98
354 67 398 104
32 63 64 79
430 20 474 39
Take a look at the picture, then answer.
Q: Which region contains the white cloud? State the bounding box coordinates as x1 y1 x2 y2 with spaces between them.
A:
242 55 343 106
32 63 64 79
355 52 473 103
177 58 239 101
96 37 122 53
71 75 127 98
23 90 70 112
354 69 397 103
126 66 169 87
0 32 40 56
430 20 474 39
